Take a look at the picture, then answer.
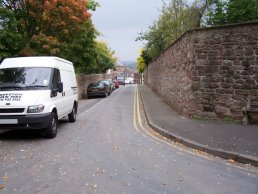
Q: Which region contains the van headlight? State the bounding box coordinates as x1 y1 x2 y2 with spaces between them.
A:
27 105 45 113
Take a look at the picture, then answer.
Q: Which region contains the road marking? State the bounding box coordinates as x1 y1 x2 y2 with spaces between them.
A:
132 85 258 171
133 85 213 160
136 86 144 130
133 87 140 133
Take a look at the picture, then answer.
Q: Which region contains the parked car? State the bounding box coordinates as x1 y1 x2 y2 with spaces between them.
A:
100 80 112 94
106 79 115 91
87 81 109 98
116 76 125 86
113 79 119 89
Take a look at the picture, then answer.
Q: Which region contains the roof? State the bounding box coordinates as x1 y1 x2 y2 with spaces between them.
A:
0 57 73 70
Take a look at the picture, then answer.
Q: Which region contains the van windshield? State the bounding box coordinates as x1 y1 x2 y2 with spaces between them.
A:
0 67 52 91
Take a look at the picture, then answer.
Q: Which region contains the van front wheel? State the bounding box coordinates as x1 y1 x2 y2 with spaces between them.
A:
44 112 58 138
68 104 77 122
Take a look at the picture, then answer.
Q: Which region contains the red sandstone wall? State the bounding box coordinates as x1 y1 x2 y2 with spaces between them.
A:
146 22 258 120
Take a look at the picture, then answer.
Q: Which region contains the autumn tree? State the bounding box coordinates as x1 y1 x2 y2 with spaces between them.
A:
0 0 117 75
137 49 146 73
29 0 91 55
0 0 92 56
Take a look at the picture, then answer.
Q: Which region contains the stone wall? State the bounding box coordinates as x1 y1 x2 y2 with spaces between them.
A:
76 73 118 99
146 22 258 120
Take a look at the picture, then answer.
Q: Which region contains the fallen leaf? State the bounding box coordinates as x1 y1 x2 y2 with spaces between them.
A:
95 168 106 174
0 185 5 190
227 159 235 163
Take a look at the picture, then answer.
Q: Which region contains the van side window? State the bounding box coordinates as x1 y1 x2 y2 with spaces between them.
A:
51 68 61 97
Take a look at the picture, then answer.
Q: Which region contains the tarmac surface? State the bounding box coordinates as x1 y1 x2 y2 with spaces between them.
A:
139 85 258 167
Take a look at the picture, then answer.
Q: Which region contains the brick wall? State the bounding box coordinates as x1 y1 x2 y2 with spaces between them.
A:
146 22 258 120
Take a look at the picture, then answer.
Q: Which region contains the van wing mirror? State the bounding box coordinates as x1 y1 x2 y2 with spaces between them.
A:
57 82 63 93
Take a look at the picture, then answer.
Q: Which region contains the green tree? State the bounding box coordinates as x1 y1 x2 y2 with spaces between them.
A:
61 20 99 74
87 0 100 11
95 41 117 73
190 0 212 27
0 7 25 59
227 0 258 23
205 0 258 26
137 0 208 64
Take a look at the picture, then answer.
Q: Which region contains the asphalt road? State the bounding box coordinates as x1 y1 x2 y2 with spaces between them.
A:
0 85 257 194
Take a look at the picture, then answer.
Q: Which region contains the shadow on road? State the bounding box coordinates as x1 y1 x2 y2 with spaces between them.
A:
0 98 102 140
0 130 43 140
0 119 69 140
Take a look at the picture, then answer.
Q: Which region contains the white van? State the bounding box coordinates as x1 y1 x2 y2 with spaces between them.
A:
0 57 78 138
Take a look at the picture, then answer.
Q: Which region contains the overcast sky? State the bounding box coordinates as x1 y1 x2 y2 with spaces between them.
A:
92 0 167 62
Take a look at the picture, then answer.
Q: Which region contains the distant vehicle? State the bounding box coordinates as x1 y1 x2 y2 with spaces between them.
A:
0 57 78 138
125 77 134 84
113 79 119 89
100 80 112 95
116 76 125 86
87 81 109 98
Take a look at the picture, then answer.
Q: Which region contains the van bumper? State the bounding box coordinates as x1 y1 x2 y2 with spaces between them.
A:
0 113 51 130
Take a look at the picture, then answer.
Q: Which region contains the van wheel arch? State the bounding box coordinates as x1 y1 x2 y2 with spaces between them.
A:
43 110 58 138
68 101 77 122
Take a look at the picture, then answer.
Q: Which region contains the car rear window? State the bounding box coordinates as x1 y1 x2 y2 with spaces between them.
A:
89 82 103 88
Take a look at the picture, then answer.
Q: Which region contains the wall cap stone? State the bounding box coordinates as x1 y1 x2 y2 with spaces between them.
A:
151 21 258 64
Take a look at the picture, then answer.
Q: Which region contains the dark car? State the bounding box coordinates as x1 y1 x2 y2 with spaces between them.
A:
117 76 125 86
107 79 115 91
100 80 113 94
87 81 109 98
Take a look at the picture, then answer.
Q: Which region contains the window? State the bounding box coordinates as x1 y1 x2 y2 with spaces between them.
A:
0 67 52 90
52 68 61 90
51 68 61 97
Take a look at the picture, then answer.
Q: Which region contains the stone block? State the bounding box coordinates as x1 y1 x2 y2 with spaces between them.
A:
235 89 249 95
203 104 214 112
198 71 206 76
195 66 205 71
216 88 226 94
191 76 201 81
205 66 218 73
215 105 230 115
225 88 234 94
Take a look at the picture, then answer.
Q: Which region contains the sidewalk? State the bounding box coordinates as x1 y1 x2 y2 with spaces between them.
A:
139 85 258 167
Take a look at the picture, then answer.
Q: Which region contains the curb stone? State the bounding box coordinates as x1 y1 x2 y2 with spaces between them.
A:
138 86 258 167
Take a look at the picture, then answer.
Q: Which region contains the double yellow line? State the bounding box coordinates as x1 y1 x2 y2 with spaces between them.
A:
133 86 144 132
132 85 213 161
